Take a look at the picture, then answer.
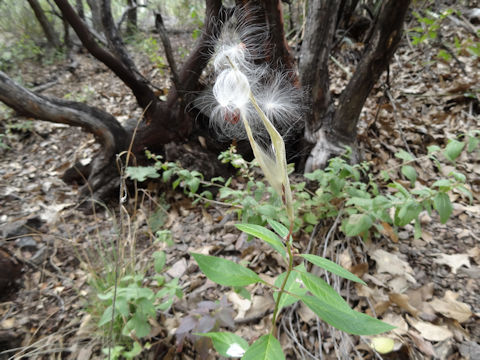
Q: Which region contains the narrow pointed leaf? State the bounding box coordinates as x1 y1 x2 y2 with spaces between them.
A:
301 254 366 285
301 295 395 335
266 219 289 239
273 265 308 310
300 272 351 311
192 253 261 287
242 334 285 360
235 224 286 258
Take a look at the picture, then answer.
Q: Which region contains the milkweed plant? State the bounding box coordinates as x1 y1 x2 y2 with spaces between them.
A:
190 9 394 359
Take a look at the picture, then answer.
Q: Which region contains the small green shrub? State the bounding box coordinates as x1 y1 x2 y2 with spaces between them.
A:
124 129 477 358
409 7 480 62
89 248 182 359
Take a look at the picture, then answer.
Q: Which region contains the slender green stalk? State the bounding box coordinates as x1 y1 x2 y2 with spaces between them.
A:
271 221 294 335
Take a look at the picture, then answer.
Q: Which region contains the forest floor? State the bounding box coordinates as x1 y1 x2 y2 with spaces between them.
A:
1 19 480 360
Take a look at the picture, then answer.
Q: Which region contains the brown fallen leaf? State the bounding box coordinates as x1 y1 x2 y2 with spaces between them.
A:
409 330 437 357
382 312 409 336
407 316 453 342
244 295 275 320
468 246 480 264
434 253 470 274
380 222 398 243
429 290 472 323
371 249 416 283
389 293 419 317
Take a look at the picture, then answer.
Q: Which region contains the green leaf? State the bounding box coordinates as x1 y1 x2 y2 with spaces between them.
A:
126 311 150 337
123 342 143 359
191 253 262 287
432 179 452 188
242 334 285 360
389 182 410 198
300 272 351 311
187 178 200 194
401 165 417 186
344 213 373 237
235 224 286 259
437 49 452 61
197 332 248 358
115 296 129 316
443 139 465 162
395 149 414 162
99 305 113 326
451 171 466 183
456 184 473 203
273 266 308 310
433 192 452 224
300 254 366 285
125 166 159 182
301 295 395 335
395 201 422 226
267 219 290 239
467 134 479 152
153 251 166 273
257 204 277 218
303 212 318 225
345 197 373 209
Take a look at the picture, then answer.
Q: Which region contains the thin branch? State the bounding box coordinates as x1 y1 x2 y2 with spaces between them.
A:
332 0 411 143
53 0 156 109
155 11 180 93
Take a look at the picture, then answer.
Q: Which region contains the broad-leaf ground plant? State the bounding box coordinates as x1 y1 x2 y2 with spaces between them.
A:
126 9 478 359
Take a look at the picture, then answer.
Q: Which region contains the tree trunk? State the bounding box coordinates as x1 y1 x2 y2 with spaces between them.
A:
126 0 137 36
27 0 61 48
76 0 85 20
301 0 411 172
0 0 413 203
1 0 231 201
86 0 104 35
0 70 128 197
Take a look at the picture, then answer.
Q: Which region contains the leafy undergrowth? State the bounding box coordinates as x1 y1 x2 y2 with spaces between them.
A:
1 16 480 360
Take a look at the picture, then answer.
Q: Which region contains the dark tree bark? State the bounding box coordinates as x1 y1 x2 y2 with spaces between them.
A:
86 0 104 35
0 248 22 300
1 0 229 199
0 70 128 196
75 0 85 20
262 0 295 72
299 0 341 138
126 0 137 36
332 0 411 140
27 0 61 48
155 11 180 93
300 0 411 172
0 0 412 202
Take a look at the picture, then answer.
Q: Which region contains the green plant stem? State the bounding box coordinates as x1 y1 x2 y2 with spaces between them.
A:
271 222 294 335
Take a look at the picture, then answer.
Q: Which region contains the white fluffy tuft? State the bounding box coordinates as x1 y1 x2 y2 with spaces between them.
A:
195 6 304 143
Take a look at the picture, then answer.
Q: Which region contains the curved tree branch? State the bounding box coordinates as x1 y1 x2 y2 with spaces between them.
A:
53 0 156 110
0 70 128 195
155 11 180 93
262 0 295 72
101 0 143 78
331 0 411 142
